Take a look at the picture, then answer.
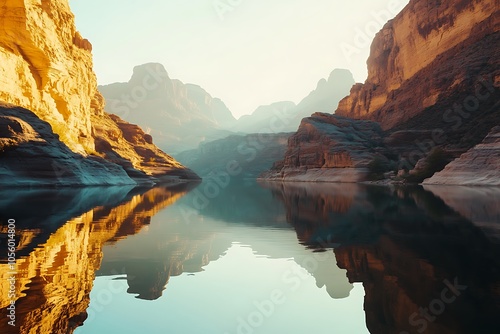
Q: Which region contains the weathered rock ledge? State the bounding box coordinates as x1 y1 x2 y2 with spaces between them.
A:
260 113 387 183
424 126 500 186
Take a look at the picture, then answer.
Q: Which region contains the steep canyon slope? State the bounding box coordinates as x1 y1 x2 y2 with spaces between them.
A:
0 0 197 186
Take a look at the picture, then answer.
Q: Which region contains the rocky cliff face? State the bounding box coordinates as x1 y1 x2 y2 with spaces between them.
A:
0 0 197 184
261 113 388 182
424 126 500 185
0 0 97 153
99 63 236 153
336 0 499 133
268 0 499 184
0 104 136 186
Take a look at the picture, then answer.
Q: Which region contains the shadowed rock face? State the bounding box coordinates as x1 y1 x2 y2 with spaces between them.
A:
424 126 500 185
336 0 499 134
261 113 387 182
0 104 198 186
99 63 236 154
266 0 499 184
0 105 135 186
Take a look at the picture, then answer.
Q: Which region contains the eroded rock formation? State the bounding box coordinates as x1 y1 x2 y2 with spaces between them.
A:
0 0 99 153
261 113 388 182
336 0 499 134
0 0 197 184
424 126 500 185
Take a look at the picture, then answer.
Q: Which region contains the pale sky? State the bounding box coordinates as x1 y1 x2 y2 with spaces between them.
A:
69 0 409 118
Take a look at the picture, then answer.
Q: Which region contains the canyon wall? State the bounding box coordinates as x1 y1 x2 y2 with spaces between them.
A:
424 126 500 185
0 0 197 184
266 0 499 184
261 113 388 182
336 0 499 133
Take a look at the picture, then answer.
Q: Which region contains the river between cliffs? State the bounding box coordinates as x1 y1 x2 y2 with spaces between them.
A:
1 180 499 334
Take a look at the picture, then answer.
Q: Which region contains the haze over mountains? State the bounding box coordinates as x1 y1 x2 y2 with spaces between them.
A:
99 63 236 154
99 65 355 154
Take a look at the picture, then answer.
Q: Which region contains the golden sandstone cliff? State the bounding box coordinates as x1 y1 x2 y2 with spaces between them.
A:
0 0 198 185
0 0 96 153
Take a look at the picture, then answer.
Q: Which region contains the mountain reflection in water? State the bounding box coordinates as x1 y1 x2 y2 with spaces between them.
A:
1 181 499 334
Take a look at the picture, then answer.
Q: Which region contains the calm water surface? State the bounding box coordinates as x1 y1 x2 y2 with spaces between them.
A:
1 180 499 334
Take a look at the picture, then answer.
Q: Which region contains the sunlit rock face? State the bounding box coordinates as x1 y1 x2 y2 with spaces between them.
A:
336 0 499 135
261 113 387 182
91 110 200 182
0 1 197 183
0 0 97 153
424 126 500 185
0 184 190 334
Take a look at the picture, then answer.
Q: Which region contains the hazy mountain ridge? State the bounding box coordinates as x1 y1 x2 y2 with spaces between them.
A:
233 69 355 133
99 63 237 154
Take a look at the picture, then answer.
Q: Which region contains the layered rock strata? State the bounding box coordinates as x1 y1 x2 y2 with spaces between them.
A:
261 113 387 182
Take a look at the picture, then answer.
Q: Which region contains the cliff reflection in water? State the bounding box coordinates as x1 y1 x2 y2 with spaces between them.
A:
0 183 192 334
1 180 500 334
262 182 500 334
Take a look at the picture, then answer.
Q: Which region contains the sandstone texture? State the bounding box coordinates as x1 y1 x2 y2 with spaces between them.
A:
0 0 197 185
234 69 355 133
336 0 499 135
261 113 387 182
424 126 500 185
91 107 199 182
0 104 135 186
266 0 499 184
